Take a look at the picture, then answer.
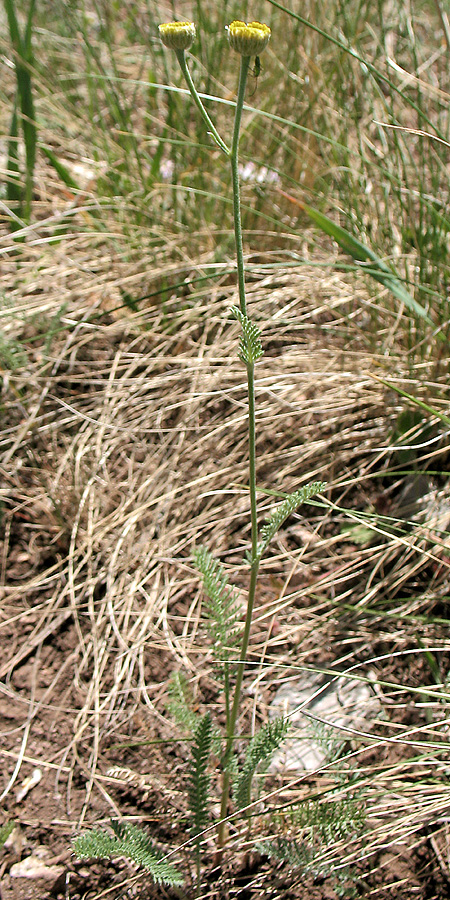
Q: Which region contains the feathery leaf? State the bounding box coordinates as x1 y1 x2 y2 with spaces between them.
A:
259 796 365 876
166 670 199 734
194 546 242 659
234 717 288 813
230 306 263 364
258 482 326 558
188 713 214 839
73 820 184 886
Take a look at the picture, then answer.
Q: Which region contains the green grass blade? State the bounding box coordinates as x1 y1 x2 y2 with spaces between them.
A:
18 67 36 169
24 0 37 55
4 0 37 222
4 0 24 55
296 198 434 327
41 147 80 190
6 100 22 208
267 0 448 143
371 375 450 427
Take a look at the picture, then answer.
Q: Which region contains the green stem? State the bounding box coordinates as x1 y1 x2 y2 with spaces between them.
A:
218 54 260 851
176 45 260 851
230 55 251 315
217 554 259 846
195 841 201 897
175 50 229 155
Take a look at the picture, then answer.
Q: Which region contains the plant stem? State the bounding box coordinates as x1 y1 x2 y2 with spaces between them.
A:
176 46 260 850
218 54 261 850
230 55 251 315
217 553 259 847
175 50 229 155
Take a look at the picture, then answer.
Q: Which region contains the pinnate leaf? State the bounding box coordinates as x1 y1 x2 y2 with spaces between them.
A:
258 482 326 558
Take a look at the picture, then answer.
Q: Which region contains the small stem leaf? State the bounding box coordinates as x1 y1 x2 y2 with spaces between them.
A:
193 546 242 658
166 670 199 734
230 306 263 364
258 482 326 559
234 717 288 813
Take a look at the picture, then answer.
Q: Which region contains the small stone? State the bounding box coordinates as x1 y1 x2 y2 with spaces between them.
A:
10 853 64 881
16 767 42 802
269 670 383 774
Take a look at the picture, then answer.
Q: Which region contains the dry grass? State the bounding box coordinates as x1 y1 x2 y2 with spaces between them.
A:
1 3 450 892
2 217 450 886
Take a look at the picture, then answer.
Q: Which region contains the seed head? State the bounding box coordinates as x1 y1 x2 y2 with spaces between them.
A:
159 21 196 51
227 20 271 56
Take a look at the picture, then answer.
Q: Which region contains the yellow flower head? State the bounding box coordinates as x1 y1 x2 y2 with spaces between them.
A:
159 21 196 51
227 20 271 56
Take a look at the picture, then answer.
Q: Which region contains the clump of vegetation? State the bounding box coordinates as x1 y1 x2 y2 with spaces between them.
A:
2 2 449 898
73 18 330 893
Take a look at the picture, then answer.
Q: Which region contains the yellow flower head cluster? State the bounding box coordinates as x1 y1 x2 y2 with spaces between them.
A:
226 20 271 56
158 21 196 51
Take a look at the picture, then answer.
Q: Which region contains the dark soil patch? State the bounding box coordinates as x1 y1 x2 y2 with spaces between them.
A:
1 596 450 900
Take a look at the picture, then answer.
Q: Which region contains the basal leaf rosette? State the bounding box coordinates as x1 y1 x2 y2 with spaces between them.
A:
159 21 196 51
227 21 271 56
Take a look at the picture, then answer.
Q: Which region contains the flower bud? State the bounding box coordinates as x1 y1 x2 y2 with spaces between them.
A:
159 21 196 51
227 20 271 56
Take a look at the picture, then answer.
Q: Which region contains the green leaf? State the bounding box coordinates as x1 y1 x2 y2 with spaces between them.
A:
234 717 288 814
188 713 213 838
193 546 242 657
0 332 29 370
0 821 14 850
258 482 326 559
73 821 184 887
41 147 80 190
230 306 263 364
340 522 375 545
166 670 199 734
